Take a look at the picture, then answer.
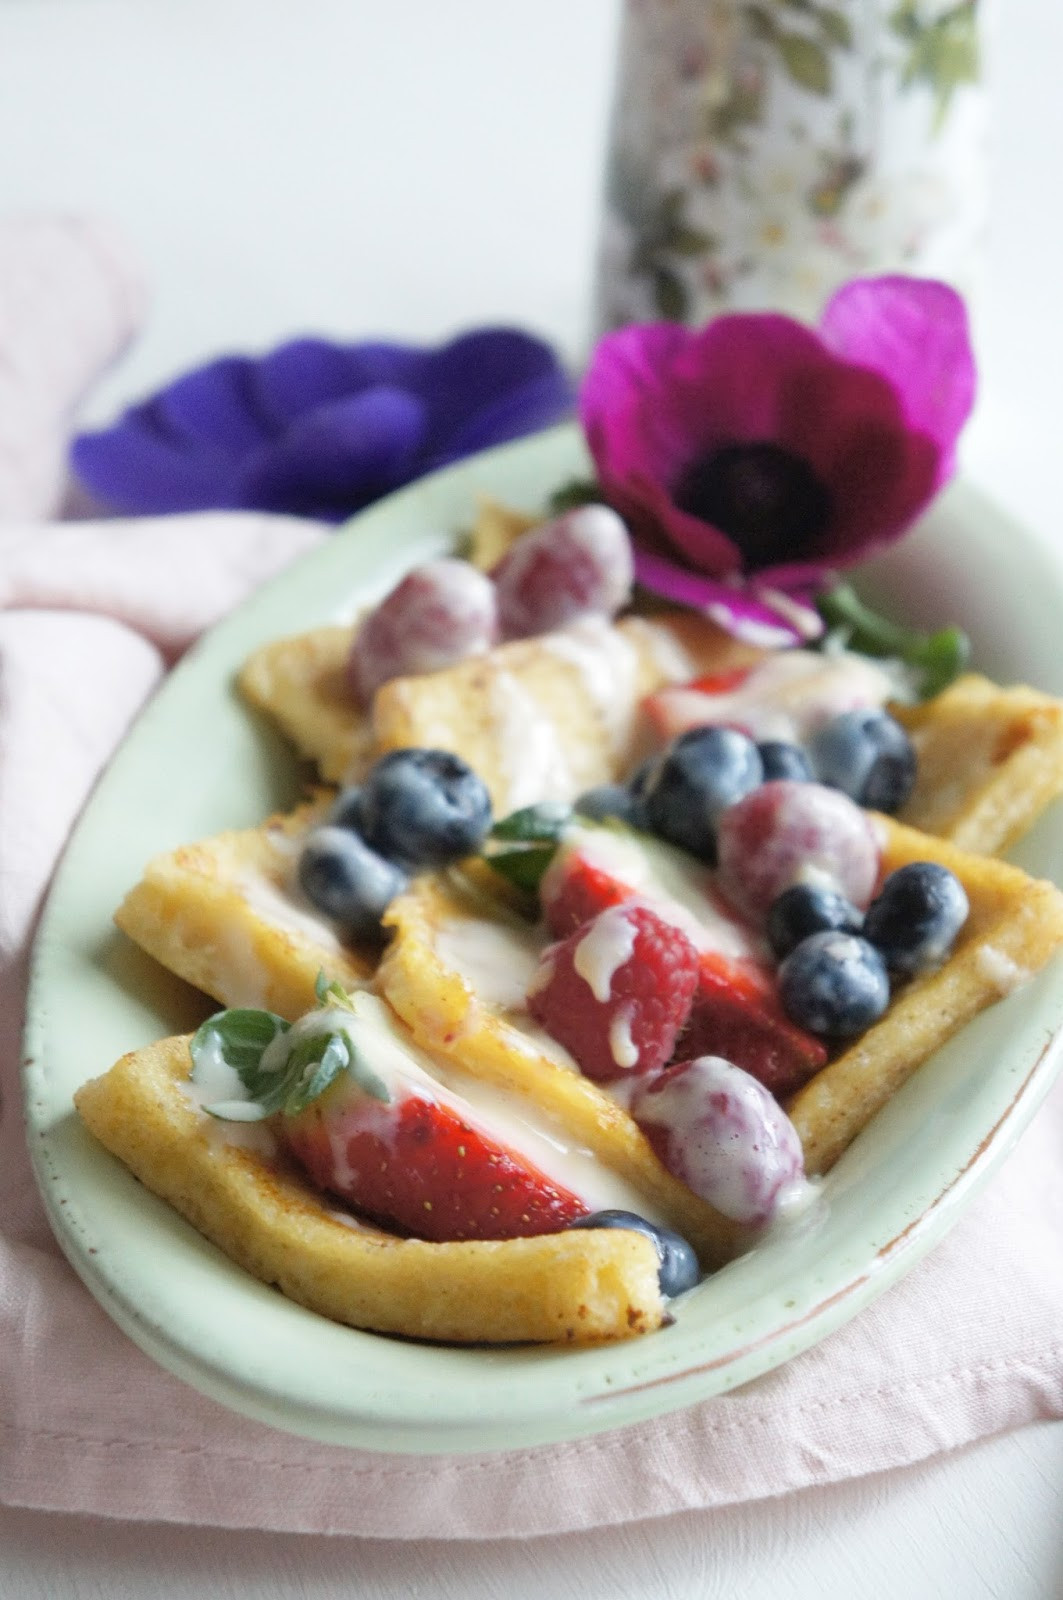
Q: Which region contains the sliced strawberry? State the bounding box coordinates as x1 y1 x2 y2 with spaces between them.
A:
540 844 632 938
281 1076 588 1243
681 950 828 1099
527 903 700 1083
538 825 825 1098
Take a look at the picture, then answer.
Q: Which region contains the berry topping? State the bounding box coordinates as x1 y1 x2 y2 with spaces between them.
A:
574 783 643 827
715 780 881 924
630 1056 807 1226
492 505 634 639
326 785 365 832
862 861 969 977
569 1210 700 1297
766 883 865 961
778 931 890 1037
346 557 499 706
282 1061 588 1243
642 726 764 863
357 747 493 869
297 826 408 941
682 950 828 1099
757 740 814 783
526 903 700 1083
809 707 917 813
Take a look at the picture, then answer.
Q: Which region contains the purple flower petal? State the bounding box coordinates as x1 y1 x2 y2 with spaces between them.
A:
427 369 574 468
71 400 240 513
633 548 821 647
252 338 430 431
237 387 427 520
819 276 975 488
155 356 271 457
417 328 572 455
71 325 573 522
580 275 975 645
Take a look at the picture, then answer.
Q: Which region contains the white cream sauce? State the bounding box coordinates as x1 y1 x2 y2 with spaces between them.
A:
974 944 1031 995
651 647 907 746
573 905 639 1002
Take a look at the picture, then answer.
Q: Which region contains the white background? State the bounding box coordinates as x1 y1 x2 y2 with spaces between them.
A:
1 1 1062 1594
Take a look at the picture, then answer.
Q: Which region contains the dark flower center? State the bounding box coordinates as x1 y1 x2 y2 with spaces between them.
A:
675 442 832 569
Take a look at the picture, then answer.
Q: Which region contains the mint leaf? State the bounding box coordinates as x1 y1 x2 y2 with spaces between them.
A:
491 802 571 843
817 583 970 698
485 844 558 893
189 1008 289 1089
283 1032 351 1115
548 478 601 515
314 971 356 1011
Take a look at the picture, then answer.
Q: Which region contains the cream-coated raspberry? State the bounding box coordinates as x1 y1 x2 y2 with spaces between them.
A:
492 505 633 639
715 780 881 924
346 557 499 705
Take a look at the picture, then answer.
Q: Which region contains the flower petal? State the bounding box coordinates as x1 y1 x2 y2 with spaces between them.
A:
418 328 572 454
237 387 427 520
632 548 821 647
252 338 430 431
819 276 975 487
155 356 271 456
71 400 239 513
425 369 575 468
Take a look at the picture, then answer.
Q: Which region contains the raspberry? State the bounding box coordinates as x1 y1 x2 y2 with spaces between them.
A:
346 557 499 705
715 779 881 924
630 1055 807 1225
492 505 633 639
526 903 699 1083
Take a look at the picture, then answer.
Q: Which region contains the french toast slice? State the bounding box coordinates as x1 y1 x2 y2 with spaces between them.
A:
375 821 1063 1181
74 1034 664 1345
239 611 761 804
113 798 374 1019
894 673 1063 856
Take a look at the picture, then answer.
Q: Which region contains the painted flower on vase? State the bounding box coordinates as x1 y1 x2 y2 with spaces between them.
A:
71 328 574 521
579 274 975 646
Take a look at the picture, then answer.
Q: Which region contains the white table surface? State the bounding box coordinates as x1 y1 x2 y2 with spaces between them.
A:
1 2 1062 1595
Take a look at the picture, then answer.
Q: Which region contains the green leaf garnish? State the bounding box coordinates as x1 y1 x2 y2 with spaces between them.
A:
547 478 602 514
817 582 970 699
190 1008 290 1087
484 844 558 894
314 971 357 1011
490 802 572 843
189 988 390 1123
483 802 571 894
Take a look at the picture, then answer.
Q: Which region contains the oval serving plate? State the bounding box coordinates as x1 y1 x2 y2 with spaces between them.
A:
23 423 1063 1455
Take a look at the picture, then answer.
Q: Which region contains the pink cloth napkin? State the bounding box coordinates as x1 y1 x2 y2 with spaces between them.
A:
0 214 1060 1539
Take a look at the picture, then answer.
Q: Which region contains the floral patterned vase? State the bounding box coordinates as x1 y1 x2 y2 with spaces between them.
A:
594 0 986 329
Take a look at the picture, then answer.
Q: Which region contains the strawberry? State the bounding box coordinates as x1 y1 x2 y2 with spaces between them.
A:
538 825 825 1098
280 1075 588 1243
681 950 827 1099
526 903 700 1083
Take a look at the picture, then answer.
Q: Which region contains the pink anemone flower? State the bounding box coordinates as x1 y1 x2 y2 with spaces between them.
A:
579 276 976 647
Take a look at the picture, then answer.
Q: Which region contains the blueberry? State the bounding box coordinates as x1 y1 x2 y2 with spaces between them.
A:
643 727 763 862
778 931 890 1037
766 883 864 960
575 783 642 826
862 861 969 977
297 826 408 941
757 740 813 783
326 785 364 832
357 748 493 868
570 1210 700 1298
809 709 916 813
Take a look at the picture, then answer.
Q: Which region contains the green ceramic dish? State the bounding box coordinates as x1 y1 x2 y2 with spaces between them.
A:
22 425 1063 1455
